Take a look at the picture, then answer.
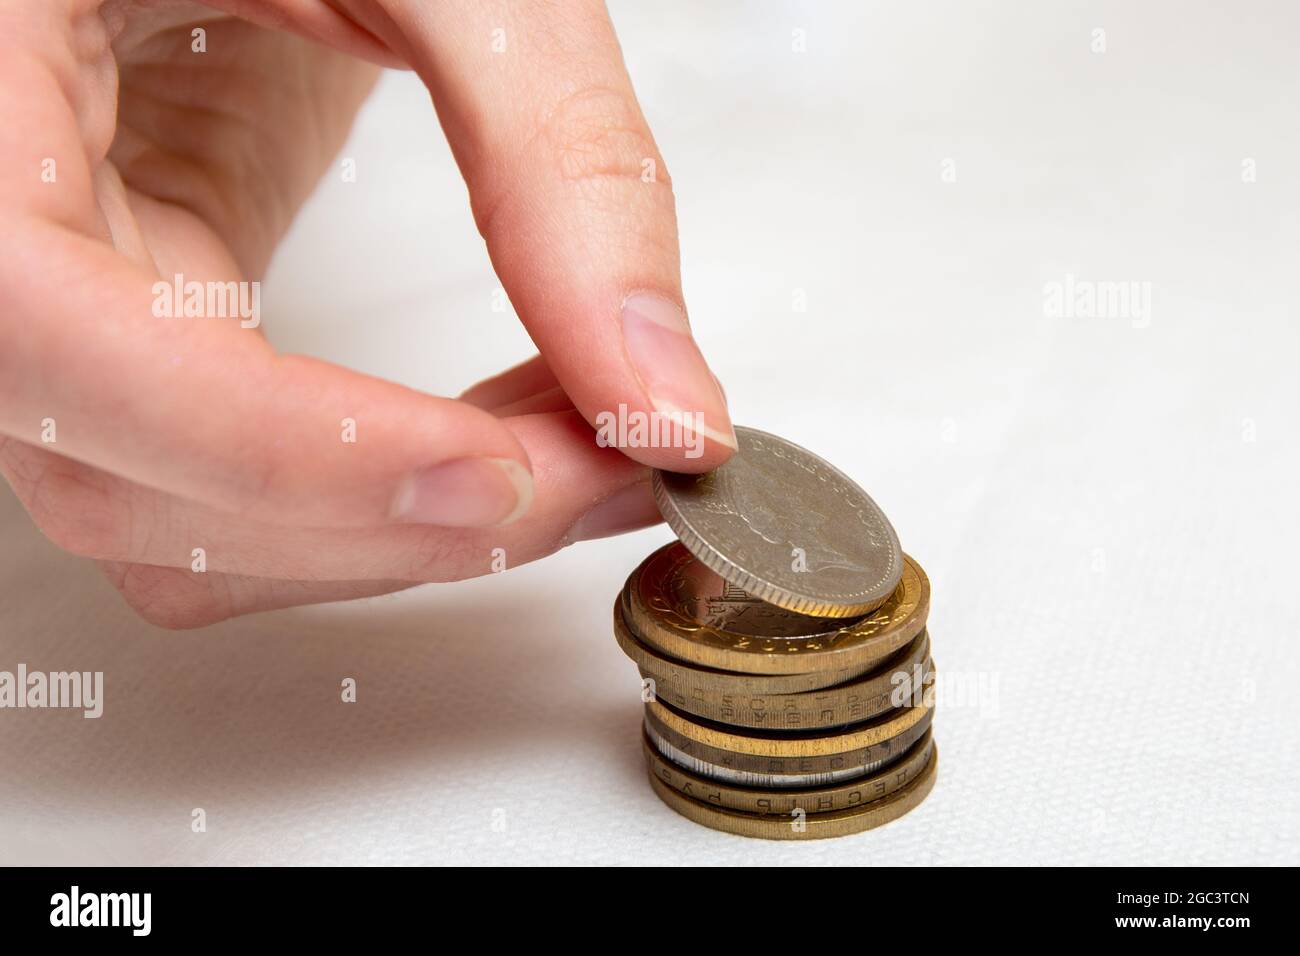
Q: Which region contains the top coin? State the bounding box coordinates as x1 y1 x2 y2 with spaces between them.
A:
652 426 902 618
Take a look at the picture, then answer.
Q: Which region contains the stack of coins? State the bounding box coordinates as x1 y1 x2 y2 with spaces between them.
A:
614 427 937 840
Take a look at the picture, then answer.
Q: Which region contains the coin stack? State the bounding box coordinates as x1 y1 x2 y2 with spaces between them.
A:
614 427 937 840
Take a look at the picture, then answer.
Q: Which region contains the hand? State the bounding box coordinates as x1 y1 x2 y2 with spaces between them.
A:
0 0 735 627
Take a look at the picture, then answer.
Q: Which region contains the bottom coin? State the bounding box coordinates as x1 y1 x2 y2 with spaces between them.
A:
646 742 938 840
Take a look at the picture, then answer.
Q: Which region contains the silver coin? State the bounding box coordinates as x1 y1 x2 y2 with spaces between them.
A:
652 426 903 618
643 723 904 788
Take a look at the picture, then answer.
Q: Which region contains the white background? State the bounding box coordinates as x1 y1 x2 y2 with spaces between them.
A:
2 0 1297 865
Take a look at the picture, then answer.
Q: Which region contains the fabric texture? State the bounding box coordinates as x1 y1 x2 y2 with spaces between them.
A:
1 0 1296 865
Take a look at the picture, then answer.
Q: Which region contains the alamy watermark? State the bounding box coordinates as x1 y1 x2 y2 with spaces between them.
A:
152 273 261 328
891 663 999 719
0 664 103 718
50 886 150 936
595 403 705 459
1043 273 1151 329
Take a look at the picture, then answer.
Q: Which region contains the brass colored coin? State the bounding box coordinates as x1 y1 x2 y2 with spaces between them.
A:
646 696 931 758
647 743 938 840
644 723 900 787
619 602 933 729
644 728 935 815
652 426 903 618
644 699 933 782
621 545 864 653
624 543 929 676
612 598 877 694
652 656 933 733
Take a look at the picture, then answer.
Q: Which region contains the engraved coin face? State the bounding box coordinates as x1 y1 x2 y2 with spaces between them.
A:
659 542 856 639
652 426 903 618
624 542 929 676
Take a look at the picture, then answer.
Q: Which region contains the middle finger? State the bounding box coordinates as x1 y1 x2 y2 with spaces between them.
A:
2 410 661 581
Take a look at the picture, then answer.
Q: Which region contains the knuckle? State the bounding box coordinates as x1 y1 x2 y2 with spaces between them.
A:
472 85 672 240
542 85 667 189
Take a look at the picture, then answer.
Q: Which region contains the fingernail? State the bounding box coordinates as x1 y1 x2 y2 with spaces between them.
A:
391 457 533 527
621 292 737 450
565 482 661 544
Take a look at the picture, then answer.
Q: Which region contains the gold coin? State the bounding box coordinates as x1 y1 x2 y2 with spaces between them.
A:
613 598 882 695
611 598 883 697
644 728 935 815
647 742 938 840
644 699 933 783
619 602 933 729
624 543 929 675
647 696 931 758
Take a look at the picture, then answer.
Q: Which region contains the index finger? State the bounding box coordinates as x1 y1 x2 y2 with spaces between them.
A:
330 0 739 470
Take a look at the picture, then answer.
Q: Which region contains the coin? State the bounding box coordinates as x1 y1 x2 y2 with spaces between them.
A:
646 742 938 840
617 426 938 839
614 598 887 695
652 426 903 618
645 720 919 788
656 654 933 732
644 728 935 815
618 602 934 729
645 698 933 785
624 543 929 675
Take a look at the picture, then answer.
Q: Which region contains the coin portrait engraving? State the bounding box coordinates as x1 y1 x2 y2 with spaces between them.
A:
653 426 903 617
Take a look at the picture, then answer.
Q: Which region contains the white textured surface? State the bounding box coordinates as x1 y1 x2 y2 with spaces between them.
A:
2 0 1298 865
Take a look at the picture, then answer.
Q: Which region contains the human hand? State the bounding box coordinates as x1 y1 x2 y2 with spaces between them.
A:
0 0 735 627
